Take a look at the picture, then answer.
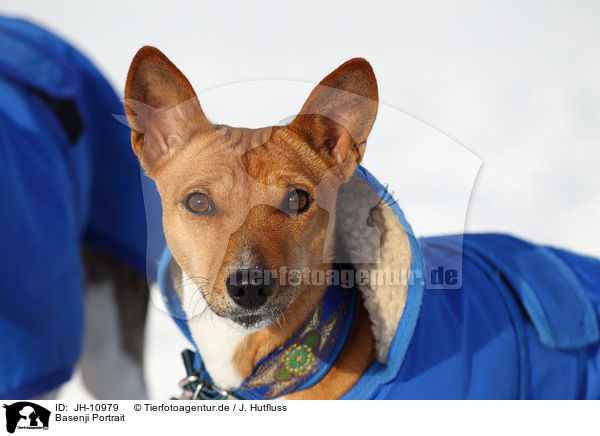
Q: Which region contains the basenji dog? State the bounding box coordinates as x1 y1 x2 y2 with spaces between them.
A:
125 47 381 399
124 47 600 400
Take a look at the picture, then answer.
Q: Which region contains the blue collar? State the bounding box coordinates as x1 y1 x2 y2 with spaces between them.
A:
158 249 357 399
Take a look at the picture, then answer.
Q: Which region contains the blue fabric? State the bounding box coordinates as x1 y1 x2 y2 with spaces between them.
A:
339 168 600 399
363 235 600 399
0 17 161 399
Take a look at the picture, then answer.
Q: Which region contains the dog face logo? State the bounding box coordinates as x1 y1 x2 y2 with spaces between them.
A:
2 402 50 434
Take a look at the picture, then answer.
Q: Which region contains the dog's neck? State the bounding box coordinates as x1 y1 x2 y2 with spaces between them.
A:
180 270 325 392
180 271 247 389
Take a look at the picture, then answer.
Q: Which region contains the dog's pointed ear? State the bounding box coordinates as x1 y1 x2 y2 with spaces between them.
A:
289 58 378 179
124 46 212 171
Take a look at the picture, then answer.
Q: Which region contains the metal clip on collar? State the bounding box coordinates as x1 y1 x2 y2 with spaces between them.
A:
174 350 236 400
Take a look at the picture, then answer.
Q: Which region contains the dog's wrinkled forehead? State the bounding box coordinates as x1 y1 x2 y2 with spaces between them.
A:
204 124 322 176
156 121 338 208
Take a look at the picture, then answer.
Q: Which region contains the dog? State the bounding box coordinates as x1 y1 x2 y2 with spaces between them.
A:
124 46 600 399
0 17 153 400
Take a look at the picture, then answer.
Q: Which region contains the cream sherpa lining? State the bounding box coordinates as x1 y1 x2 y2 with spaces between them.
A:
335 174 411 363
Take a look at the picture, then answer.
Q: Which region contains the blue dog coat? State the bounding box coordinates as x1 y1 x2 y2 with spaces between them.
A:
160 166 600 399
0 17 160 399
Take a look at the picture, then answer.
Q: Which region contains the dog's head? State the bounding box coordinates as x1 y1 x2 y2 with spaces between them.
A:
125 47 378 330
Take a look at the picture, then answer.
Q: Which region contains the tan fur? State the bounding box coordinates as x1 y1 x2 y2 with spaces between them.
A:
125 47 383 399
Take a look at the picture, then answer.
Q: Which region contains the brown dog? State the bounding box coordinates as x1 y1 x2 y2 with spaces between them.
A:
124 47 409 399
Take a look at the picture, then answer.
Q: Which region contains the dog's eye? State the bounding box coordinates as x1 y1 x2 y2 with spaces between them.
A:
281 189 310 215
184 192 214 215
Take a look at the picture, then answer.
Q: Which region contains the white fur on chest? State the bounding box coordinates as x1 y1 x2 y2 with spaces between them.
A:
181 272 249 391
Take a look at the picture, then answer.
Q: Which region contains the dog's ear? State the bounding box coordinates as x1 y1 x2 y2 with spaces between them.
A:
124 46 212 171
289 58 378 179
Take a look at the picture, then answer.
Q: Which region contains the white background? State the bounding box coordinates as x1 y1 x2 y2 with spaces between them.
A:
4 400 600 436
2 1 599 400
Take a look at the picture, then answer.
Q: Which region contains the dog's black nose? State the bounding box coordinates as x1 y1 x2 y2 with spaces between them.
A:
226 269 275 309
